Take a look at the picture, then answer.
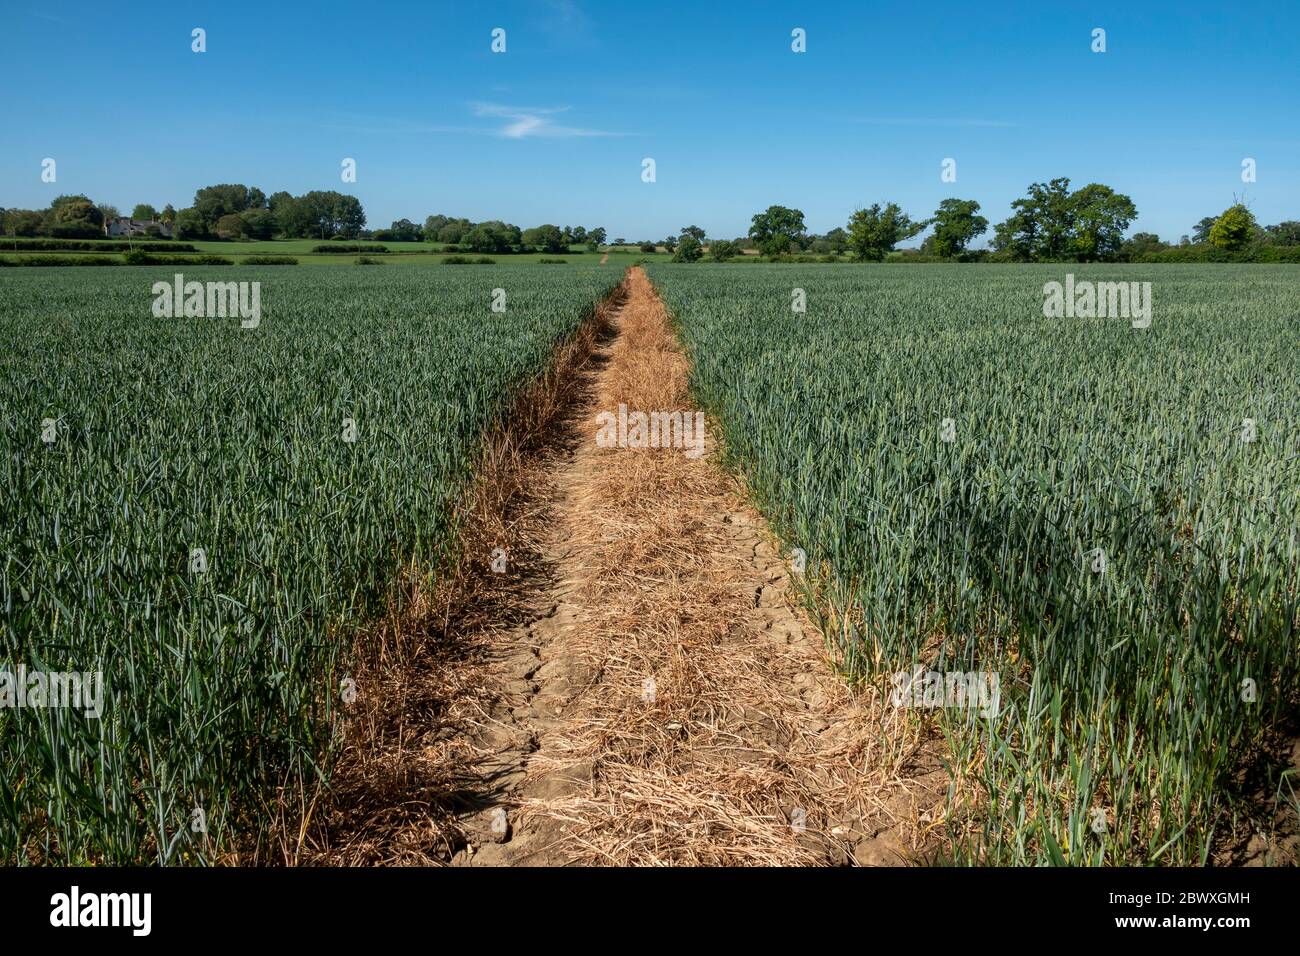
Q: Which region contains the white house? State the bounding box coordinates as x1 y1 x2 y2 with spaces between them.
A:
105 217 173 238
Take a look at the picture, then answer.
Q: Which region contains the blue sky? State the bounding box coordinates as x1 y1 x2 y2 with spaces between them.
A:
2 0 1297 244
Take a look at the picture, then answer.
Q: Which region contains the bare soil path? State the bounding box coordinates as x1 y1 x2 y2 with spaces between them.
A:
308 268 944 866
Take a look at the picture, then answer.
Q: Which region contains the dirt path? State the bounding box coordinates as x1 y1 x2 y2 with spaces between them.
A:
439 268 944 865
305 267 944 866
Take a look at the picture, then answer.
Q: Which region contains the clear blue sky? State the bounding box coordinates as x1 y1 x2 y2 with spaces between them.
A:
2 0 1297 244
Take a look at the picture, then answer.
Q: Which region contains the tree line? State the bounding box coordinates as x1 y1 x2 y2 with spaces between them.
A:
5 177 1297 260
655 181 1299 263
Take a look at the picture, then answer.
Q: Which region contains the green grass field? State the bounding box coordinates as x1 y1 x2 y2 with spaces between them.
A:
647 262 1300 864
3 261 1295 866
0 263 619 864
0 237 675 268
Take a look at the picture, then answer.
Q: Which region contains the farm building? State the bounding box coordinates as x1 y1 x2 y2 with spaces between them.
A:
104 217 173 238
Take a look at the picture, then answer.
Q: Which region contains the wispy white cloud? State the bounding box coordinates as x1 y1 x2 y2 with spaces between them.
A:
471 103 620 139
301 103 623 140
845 116 1020 128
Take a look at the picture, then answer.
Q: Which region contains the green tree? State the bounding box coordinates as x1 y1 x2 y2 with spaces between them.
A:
522 224 566 253
749 205 806 258
193 184 263 228
1070 184 1137 261
215 213 246 239
681 224 706 243
846 202 926 261
708 239 739 261
661 235 678 253
132 203 159 221
992 179 1137 261
823 227 848 253
587 226 607 250
462 221 521 254
160 204 177 224
1121 232 1168 258
672 234 704 262
992 178 1074 261
436 218 472 244
3 209 43 237
173 207 210 240
1191 216 1217 244
424 214 450 242
379 218 421 242
929 198 988 258
45 195 104 238
239 208 276 240
1264 221 1300 245
1209 204 1257 251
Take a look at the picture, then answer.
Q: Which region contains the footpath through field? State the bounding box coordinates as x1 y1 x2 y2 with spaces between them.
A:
311 267 944 865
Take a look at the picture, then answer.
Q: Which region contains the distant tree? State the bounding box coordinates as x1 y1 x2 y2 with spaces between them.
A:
613 237 626 246
846 202 926 261
215 213 247 239
45 195 104 238
285 190 365 239
672 234 704 262
992 178 1075 261
193 184 264 228
172 207 209 240
929 198 988 258
436 218 473 244
823 227 848 253
681 225 706 243
271 197 312 238
1191 216 1217 244
380 218 421 242
749 205 806 258
570 225 588 246
97 204 121 223
708 239 739 261
993 178 1136 261
462 220 521 254
1070 184 1137 261
1121 232 1169 258
587 226 607 249
423 214 450 241
1209 204 1257 251
239 208 275 240
132 203 159 221
3 209 43 237
1264 220 1300 245
522 224 567 253
661 235 678 253
639 241 657 253
160 203 177 224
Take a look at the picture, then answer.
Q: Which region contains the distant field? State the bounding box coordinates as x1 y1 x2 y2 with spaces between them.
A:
0 239 669 267
648 262 1300 865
